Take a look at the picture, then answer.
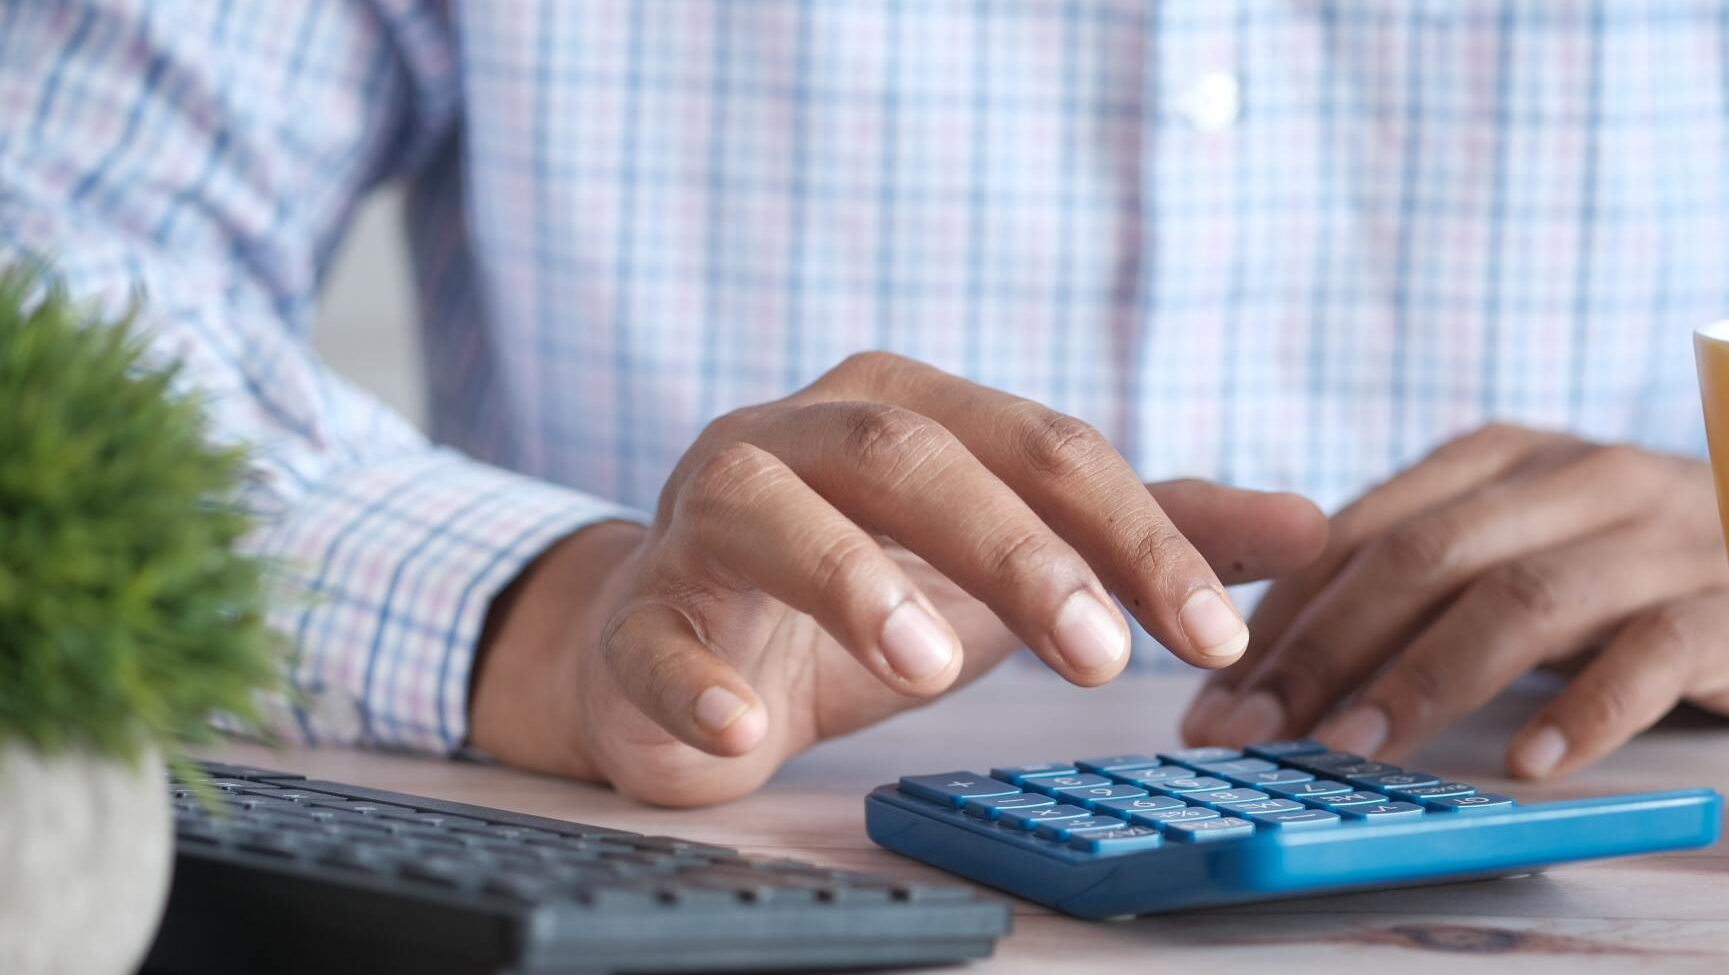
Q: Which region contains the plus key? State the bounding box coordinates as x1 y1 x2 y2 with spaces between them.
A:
899 772 1022 808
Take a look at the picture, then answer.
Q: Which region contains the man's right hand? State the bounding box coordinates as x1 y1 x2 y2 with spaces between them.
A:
470 352 1328 806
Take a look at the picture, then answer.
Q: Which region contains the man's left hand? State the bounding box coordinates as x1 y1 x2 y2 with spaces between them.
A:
1182 423 1729 779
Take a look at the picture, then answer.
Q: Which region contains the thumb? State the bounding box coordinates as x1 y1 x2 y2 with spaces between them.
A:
1148 479 1328 585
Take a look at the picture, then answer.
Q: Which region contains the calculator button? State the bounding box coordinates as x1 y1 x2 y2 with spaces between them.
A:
1022 774 1114 796
1192 758 1279 777
1244 739 1328 760
1074 754 1163 774
1305 791 1388 810
1341 801 1426 822
1321 761 1401 779
1248 808 1341 830
1110 767 1196 786
1218 797 1303 816
897 773 1021 808
1157 747 1242 766
1233 768 1314 788
1162 816 1255 842
1147 776 1232 796
1389 782 1476 800
1053 783 1151 810
1068 826 1165 854
990 762 1078 785
1288 751 1365 772
1093 795 1186 819
962 793 1055 820
1425 793 1515 814
999 804 1093 831
1034 816 1125 841
1183 788 1269 810
1351 771 1441 791
1127 805 1220 827
1266 779 1351 800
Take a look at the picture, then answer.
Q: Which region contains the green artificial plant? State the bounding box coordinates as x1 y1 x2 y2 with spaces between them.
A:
0 267 279 766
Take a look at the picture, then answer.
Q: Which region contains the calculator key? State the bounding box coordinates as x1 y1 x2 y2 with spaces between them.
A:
1389 782 1477 800
1425 793 1515 814
1000 804 1093 831
963 794 1055 821
990 762 1077 785
1288 751 1365 772
1351 771 1441 791
1322 761 1402 779
1127 805 1220 827
1244 739 1328 760
1183 789 1269 810
1248 808 1342 830
1053 784 1151 810
1162 816 1255 842
1033 816 1126 841
1157 747 1242 766
1233 768 1315 788
1093 795 1186 819
898 773 1021 808
1192 758 1279 777
1341 801 1426 822
1074 755 1163 774
1218 797 1303 816
1068 826 1164 854
1110 767 1197 786
1266 779 1352 800
1305 791 1388 810
1146 776 1232 797
1022 774 1114 797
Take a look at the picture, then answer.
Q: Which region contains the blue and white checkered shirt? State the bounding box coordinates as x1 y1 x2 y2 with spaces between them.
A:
1 0 1718 753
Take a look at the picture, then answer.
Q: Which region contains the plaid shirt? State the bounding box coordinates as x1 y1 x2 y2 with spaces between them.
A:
1 0 1719 753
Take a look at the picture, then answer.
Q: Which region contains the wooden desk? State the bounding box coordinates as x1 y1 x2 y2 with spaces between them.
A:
200 668 1729 974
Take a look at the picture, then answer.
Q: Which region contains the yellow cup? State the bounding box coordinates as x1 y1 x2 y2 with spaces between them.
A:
1699 323 1729 549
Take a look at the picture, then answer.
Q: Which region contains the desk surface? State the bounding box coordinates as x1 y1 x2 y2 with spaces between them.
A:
201 668 1729 975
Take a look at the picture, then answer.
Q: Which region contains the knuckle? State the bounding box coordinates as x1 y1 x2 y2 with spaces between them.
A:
1367 519 1459 585
830 350 909 388
806 535 885 607
1569 678 1638 732
1391 655 1452 715
841 403 948 472
1257 635 1343 715
1017 409 1112 480
1481 559 1567 623
680 442 781 520
1628 603 1698 657
981 529 1070 590
1127 521 1192 580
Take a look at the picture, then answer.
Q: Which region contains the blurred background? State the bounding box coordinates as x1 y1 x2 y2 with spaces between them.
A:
312 188 425 429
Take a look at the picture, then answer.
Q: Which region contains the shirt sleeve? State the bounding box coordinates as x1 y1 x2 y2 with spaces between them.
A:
0 0 639 752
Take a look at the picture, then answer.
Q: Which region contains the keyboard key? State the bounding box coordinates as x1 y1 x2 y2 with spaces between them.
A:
1157 747 1242 766
1093 795 1186 819
1218 797 1303 816
1068 826 1164 855
1183 789 1269 810
1074 754 1163 774
1249 808 1342 830
1244 739 1328 760
963 794 1055 821
1341 801 1426 822
1146 776 1232 797
1351 771 1441 791
1266 779 1352 799
1192 758 1279 777
1162 816 1255 843
1052 783 1151 810
1022 774 1114 797
898 773 1020 808
1033 816 1126 841
989 762 1077 785
1110 767 1198 786
1389 782 1477 800
1425 793 1516 814
1305 791 1388 810
999 804 1093 831
1126 805 1219 827
1232 768 1315 788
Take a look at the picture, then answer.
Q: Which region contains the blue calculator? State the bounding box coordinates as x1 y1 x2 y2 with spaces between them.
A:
865 741 1722 917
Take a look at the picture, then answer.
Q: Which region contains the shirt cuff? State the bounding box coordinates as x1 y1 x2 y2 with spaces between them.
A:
251 448 642 753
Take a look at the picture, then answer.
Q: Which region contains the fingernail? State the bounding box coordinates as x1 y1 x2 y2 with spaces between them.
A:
1216 690 1285 747
1053 590 1129 673
1316 704 1389 757
1515 724 1567 778
1179 588 1250 659
1181 684 1233 742
694 685 751 733
880 600 956 681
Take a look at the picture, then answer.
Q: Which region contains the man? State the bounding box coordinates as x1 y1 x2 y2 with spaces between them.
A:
3 1 1726 807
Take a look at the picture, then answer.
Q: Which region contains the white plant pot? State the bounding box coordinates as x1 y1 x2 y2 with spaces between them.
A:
0 740 172 975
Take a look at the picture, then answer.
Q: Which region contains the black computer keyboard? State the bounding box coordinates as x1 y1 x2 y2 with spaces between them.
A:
144 761 1009 975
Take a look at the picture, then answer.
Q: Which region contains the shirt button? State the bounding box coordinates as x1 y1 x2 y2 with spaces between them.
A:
1177 71 1241 132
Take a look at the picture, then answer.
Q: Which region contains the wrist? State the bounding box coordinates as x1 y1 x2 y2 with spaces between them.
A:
468 518 648 779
